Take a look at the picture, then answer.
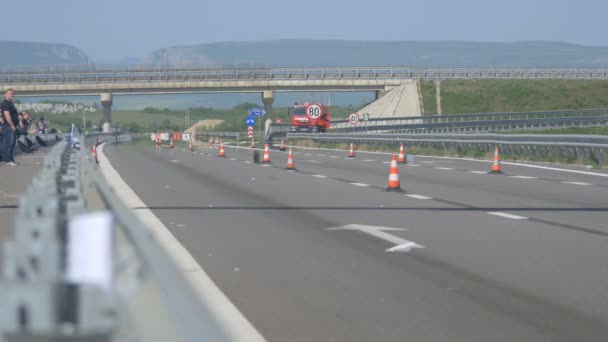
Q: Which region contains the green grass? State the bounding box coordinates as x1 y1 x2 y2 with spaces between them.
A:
420 80 608 115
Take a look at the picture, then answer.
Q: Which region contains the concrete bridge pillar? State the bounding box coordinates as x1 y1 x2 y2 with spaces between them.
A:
262 90 274 117
100 93 113 133
375 90 387 100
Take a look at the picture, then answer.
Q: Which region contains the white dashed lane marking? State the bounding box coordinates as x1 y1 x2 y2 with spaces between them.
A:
561 181 592 186
487 212 528 220
510 176 537 179
312 175 327 178
468 171 488 174
406 194 432 200
351 183 371 187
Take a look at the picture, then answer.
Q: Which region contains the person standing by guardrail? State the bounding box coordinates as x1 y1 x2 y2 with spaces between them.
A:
1 89 19 166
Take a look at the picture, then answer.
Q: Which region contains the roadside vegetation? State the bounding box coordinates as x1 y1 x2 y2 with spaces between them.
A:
420 80 608 114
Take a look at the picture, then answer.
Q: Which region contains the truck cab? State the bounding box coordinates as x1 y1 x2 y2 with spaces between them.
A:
289 103 330 133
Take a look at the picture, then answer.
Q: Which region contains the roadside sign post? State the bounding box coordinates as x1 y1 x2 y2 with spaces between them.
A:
348 112 360 132
248 108 266 141
363 113 369 133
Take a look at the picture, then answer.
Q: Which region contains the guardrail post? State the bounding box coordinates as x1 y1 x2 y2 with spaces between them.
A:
0 141 119 341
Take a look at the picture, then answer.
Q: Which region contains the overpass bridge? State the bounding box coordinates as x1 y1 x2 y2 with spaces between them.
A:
1 66 607 131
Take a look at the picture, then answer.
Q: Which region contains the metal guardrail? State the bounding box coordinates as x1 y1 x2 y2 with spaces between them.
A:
1 66 607 84
329 109 608 127
266 109 608 140
0 133 245 341
287 133 608 165
195 131 241 139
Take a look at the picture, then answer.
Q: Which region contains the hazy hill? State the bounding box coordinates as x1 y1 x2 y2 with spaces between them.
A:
0 41 91 66
143 40 608 67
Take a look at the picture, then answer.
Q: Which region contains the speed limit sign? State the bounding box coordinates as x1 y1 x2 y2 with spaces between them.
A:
307 104 322 119
348 112 360 126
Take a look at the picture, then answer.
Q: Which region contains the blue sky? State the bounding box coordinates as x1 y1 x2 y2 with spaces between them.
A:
9 0 608 61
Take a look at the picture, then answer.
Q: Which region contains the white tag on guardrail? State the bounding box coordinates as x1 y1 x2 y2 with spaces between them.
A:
66 212 114 290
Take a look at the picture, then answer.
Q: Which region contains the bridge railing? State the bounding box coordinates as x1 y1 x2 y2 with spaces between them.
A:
1 66 608 84
0 133 255 341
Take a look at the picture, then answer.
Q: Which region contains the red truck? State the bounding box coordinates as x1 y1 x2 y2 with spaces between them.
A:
289 103 331 133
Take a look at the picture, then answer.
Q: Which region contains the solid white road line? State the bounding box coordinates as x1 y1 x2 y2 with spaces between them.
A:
487 212 528 220
230 144 608 178
96 144 266 342
406 194 432 200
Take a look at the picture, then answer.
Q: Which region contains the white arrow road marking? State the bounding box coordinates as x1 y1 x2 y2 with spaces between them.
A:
328 224 424 253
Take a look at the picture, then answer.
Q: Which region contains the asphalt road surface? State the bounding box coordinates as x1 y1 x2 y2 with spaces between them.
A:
103 141 608 342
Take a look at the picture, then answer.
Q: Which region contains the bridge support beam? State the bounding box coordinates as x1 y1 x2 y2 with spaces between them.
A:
262 90 274 118
100 93 113 133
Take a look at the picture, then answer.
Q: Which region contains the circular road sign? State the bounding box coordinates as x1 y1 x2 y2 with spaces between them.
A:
307 104 322 119
348 112 360 126
245 116 256 126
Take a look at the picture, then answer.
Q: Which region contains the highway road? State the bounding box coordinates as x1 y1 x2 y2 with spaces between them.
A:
102 141 608 342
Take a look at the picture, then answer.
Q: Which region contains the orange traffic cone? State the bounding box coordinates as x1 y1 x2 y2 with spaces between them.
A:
286 148 296 170
262 144 271 163
188 139 193 152
386 155 402 192
218 142 226 157
490 146 502 174
397 143 407 164
347 143 356 158
169 138 174 149
279 138 286 151
91 145 99 164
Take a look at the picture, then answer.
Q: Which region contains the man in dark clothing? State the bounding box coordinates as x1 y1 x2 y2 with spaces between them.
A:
1 89 19 166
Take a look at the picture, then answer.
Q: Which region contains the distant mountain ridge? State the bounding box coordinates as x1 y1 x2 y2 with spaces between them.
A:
143 40 608 68
0 41 91 66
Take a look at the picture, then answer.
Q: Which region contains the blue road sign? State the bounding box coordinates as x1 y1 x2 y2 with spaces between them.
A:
245 116 257 126
248 108 266 117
